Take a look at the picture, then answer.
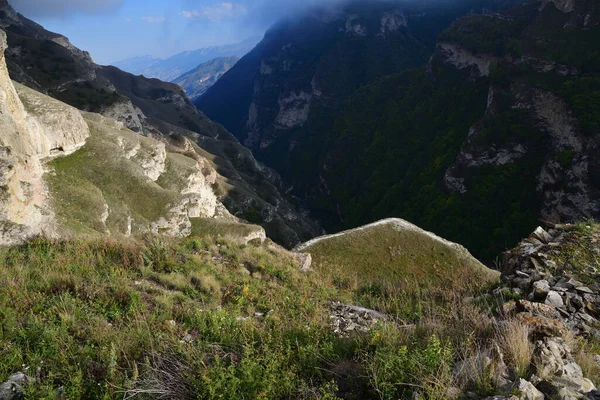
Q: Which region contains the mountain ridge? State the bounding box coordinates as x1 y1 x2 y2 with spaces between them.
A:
112 36 261 82
172 56 239 102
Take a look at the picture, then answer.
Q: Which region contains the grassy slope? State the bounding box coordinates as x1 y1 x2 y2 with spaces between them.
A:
0 221 502 399
46 117 176 237
299 219 499 292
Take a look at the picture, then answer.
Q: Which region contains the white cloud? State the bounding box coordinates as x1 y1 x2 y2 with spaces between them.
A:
141 16 166 24
179 2 247 22
9 0 124 17
124 17 132 23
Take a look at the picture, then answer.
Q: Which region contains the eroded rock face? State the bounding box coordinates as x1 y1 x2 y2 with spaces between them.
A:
438 42 497 77
101 100 145 133
151 155 231 237
445 79 600 227
274 91 312 130
0 30 89 245
543 0 576 13
380 11 407 35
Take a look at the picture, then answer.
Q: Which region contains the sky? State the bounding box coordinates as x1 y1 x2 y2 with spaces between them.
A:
7 0 336 65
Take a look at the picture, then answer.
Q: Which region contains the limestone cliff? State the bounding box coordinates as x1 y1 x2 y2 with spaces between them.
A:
0 30 89 244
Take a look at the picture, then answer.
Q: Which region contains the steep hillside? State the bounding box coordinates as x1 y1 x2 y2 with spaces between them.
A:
112 37 259 82
199 0 600 261
317 0 600 261
173 56 239 102
0 28 267 246
3 222 600 398
0 0 319 248
0 219 504 399
196 0 520 160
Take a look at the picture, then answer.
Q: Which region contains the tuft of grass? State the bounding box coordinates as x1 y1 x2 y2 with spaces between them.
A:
495 319 533 378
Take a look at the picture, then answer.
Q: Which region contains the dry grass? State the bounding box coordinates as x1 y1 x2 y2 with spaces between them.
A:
121 352 196 400
575 347 600 386
563 329 600 386
495 319 533 378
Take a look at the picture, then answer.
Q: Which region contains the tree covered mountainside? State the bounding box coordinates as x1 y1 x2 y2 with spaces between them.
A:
197 0 600 261
322 0 600 261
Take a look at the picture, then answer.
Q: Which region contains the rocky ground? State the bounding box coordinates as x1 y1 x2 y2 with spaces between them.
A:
482 224 600 399
322 223 600 399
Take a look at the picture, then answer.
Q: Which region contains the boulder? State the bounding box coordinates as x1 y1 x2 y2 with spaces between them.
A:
534 337 596 397
0 372 33 400
555 279 584 291
532 227 554 243
533 280 551 301
517 378 544 400
546 291 565 309
517 313 566 338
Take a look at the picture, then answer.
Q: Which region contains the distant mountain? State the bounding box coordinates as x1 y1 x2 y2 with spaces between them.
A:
172 56 239 102
113 37 260 82
109 55 160 74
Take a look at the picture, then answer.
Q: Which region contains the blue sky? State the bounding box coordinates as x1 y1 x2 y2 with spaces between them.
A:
7 0 332 65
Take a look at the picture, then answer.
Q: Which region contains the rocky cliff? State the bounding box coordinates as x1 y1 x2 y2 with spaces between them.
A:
0 0 319 247
0 30 89 244
195 0 526 258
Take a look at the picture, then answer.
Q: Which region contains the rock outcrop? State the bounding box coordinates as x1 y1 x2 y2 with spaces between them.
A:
499 225 600 340
0 30 89 244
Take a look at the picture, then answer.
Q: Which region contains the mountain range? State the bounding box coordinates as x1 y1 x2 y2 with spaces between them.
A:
112 36 260 82
172 56 239 102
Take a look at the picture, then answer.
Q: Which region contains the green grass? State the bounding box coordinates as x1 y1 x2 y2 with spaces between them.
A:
545 222 600 284
46 118 178 236
302 223 498 289
190 218 262 241
0 229 505 399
